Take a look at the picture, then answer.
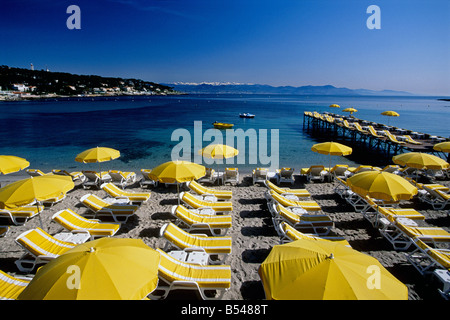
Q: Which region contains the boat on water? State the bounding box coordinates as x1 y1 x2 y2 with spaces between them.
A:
239 113 255 118
213 121 234 129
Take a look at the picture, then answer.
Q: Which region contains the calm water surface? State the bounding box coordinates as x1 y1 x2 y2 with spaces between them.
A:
0 94 448 176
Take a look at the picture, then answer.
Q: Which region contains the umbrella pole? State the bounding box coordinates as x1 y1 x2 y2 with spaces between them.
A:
36 201 44 231
177 182 180 206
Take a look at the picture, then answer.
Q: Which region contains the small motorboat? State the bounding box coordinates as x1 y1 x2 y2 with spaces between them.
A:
239 113 255 118
213 121 234 129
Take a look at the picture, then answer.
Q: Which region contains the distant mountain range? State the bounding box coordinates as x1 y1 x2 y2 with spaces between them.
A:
166 82 415 96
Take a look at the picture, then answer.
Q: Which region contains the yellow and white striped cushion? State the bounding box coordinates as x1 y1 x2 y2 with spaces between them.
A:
162 223 231 254
16 228 76 258
0 270 29 300
157 249 231 289
53 209 120 237
175 205 232 229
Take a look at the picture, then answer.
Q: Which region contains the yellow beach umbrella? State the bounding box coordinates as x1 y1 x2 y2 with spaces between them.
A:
311 142 352 180
149 160 206 184
75 147 120 177
0 175 74 209
18 238 160 300
342 108 357 116
392 152 449 170
149 160 206 204
0 155 30 175
346 170 417 201
75 147 120 163
199 144 239 160
311 142 352 156
258 239 408 300
329 104 340 108
381 111 399 117
434 142 450 162
381 111 399 125
433 141 450 153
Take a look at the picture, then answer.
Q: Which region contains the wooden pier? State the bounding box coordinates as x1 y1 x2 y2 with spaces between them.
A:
302 111 449 164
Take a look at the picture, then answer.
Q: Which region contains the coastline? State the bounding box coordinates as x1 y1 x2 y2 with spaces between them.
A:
0 92 187 102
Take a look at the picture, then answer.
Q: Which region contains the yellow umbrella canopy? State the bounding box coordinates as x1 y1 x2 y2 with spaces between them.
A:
433 141 450 153
0 155 30 175
258 239 408 300
199 144 239 160
392 152 449 170
342 108 357 115
0 175 74 209
381 111 400 117
18 238 160 300
346 170 417 201
149 160 206 184
75 147 120 163
329 104 340 108
311 142 352 156
311 142 352 177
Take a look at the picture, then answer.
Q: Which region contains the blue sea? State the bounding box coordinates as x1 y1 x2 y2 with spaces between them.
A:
0 94 449 176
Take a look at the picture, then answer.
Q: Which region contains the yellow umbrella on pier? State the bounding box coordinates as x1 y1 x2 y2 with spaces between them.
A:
329 104 340 108
434 142 450 162
381 111 399 125
433 141 450 153
342 108 357 116
381 111 399 117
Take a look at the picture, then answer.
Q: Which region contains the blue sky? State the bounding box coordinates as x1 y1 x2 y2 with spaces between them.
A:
1 0 449 95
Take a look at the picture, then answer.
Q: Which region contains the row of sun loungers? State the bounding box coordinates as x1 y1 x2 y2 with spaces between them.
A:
333 175 450 299
6 179 237 300
261 177 355 252
157 181 234 299
311 111 429 146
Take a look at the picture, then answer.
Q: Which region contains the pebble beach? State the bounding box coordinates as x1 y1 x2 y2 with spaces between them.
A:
1 170 448 300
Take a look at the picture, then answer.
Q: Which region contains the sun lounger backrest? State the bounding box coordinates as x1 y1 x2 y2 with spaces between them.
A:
330 165 348 174
397 222 450 241
82 171 101 181
181 192 208 208
188 180 208 195
276 205 300 224
26 169 46 176
52 208 98 231
0 270 30 300
156 248 231 289
270 191 295 206
225 168 238 177
16 228 76 258
174 205 232 227
161 222 232 254
101 183 124 197
80 194 108 211
435 189 450 200
414 239 450 269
